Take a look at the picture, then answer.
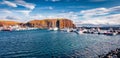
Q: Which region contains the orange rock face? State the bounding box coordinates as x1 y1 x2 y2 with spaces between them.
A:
26 20 48 28
0 20 20 27
26 19 76 29
59 19 75 29
0 19 76 29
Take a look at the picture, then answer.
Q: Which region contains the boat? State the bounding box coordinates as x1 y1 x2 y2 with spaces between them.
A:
62 28 76 32
1 28 12 31
66 29 70 32
97 30 106 34
76 28 88 34
104 32 118 36
0 27 3 31
48 28 53 31
75 30 84 34
78 30 83 34
49 27 58 31
53 27 58 31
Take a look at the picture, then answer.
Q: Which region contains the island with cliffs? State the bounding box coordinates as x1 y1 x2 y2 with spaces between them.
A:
0 18 120 36
0 18 76 31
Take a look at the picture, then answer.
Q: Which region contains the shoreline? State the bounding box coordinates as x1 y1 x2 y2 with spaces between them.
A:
98 48 120 58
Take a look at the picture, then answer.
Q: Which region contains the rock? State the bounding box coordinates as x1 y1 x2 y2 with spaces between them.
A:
26 19 76 29
0 19 76 29
0 20 20 27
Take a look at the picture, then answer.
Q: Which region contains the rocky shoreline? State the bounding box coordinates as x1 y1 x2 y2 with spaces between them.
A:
98 48 120 58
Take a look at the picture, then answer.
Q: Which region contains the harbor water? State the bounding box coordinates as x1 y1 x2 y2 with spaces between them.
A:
0 30 120 58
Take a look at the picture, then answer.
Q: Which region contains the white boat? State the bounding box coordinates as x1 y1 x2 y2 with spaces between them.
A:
53 27 58 31
83 29 87 32
75 30 83 34
76 28 88 34
61 28 74 32
78 30 84 34
49 27 58 31
104 31 118 36
67 28 71 32
48 28 53 31
113 32 118 35
0 27 3 31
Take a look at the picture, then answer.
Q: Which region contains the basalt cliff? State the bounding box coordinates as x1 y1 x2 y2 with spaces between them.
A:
0 19 76 29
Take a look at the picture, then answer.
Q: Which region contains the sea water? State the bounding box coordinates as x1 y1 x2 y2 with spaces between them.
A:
0 30 120 58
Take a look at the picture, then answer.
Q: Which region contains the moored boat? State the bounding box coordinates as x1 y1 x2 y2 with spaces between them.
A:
48 27 58 31
48 28 53 31
1 28 12 31
53 27 58 31
104 32 118 36
78 30 84 34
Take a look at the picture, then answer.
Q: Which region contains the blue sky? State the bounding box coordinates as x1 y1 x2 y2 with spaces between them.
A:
0 0 120 25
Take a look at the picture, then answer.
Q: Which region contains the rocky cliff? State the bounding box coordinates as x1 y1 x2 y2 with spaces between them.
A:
0 19 76 29
0 20 20 27
26 19 75 29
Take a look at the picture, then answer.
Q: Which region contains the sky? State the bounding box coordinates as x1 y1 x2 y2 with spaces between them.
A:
0 0 120 25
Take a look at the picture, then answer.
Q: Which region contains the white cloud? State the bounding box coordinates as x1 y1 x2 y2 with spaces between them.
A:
68 6 89 9
78 17 120 25
15 0 36 10
1 0 17 7
80 8 109 16
30 14 45 19
77 6 120 25
5 16 21 20
0 16 22 22
28 12 77 20
0 9 31 22
0 9 12 13
15 10 32 16
1 0 36 10
0 1 120 25
109 6 120 12
39 6 54 10
0 0 35 18
48 6 53 10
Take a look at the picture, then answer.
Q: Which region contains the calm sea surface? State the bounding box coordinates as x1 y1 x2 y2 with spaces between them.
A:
0 30 120 58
